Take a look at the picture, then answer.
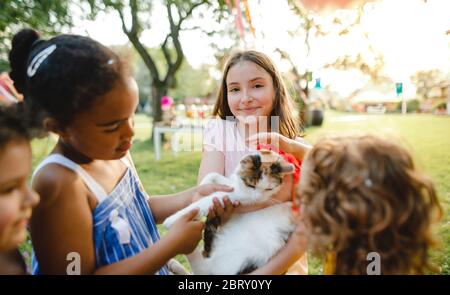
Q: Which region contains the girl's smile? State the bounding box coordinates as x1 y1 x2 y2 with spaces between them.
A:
238 106 261 114
226 60 275 121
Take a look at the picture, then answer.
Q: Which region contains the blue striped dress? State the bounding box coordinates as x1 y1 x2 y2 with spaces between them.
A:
31 154 169 275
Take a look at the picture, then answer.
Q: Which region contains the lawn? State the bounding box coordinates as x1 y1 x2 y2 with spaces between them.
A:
28 111 450 274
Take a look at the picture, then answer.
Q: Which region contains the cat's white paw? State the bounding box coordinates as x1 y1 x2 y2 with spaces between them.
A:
163 213 180 229
201 172 233 186
200 172 220 185
163 207 204 229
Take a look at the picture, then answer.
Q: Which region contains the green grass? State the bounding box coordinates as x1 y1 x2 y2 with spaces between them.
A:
26 112 450 274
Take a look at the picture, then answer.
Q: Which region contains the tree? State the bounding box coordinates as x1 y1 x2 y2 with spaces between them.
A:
0 0 73 72
87 0 228 137
288 0 391 101
125 44 216 109
411 69 448 100
281 0 326 124
168 62 216 102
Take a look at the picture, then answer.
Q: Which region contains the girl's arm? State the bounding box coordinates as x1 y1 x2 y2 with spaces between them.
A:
31 166 97 274
149 182 232 224
95 209 203 275
249 243 304 275
126 152 231 223
197 150 225 183
249 219 308 275
148 149 227 223
31 166 204 275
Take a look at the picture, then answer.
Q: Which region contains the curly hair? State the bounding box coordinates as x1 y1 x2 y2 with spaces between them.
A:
298 134 442 274
8 28 128 127
0 102 45 150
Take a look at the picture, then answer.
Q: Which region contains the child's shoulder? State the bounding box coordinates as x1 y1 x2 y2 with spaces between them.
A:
32 160 86 206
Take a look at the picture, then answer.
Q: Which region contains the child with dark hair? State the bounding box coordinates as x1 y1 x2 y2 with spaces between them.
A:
0 103 42 274
8 28 233 275
297 134 442 274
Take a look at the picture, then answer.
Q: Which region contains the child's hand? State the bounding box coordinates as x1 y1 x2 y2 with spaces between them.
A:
192 183 234 202
247 132 311 160
246 132 286 150
207 196 240 226
168 208 205 255
286 214 308 256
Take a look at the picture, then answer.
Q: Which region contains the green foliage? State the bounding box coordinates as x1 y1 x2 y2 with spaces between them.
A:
396 98 421 113
407 99 420 113
0 0 73 71
395 99 422 113
411 69 448 99
123 45 216 106
87 0 225 122
433 102 447 111
168 63 216 102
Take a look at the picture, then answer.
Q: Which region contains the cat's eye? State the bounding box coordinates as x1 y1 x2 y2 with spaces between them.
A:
247 184 256 189
270 164 281 174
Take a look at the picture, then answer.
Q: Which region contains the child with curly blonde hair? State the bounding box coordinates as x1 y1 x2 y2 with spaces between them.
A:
297 134 442 274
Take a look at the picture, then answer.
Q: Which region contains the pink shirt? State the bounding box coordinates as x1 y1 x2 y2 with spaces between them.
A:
203 118 255 177
202 118 309 275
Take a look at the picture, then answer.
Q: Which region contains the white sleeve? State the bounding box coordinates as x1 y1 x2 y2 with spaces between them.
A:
203 118 225 152
294 136 312 147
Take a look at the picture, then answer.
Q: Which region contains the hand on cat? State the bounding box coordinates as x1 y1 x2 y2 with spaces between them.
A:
246 132 311 161
286 212 309 256
207 196 240 226
246 132 287 150
166 208 205 255
192 183 234 203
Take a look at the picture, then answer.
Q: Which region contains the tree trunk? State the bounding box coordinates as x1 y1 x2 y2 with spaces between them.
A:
298 83 309 131
151 83 167 142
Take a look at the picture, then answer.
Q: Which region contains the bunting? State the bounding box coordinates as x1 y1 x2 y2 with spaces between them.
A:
224 0 256 41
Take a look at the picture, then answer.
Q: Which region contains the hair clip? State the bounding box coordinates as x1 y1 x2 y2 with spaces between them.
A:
27 44 57 78
364 178 373 188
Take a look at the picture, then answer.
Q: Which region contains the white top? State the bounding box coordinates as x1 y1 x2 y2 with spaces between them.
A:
203 118 255 177
32 154 133 204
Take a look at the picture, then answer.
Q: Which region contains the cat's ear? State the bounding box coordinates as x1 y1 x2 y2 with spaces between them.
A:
280 163 295 174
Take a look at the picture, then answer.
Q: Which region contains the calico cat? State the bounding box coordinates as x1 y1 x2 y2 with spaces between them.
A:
163 149 297 274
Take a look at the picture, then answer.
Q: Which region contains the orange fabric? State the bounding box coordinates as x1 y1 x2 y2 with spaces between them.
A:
286 254 308 275
242 0 255 36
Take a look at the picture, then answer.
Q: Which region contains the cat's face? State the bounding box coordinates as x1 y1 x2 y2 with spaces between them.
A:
237 149 294 202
